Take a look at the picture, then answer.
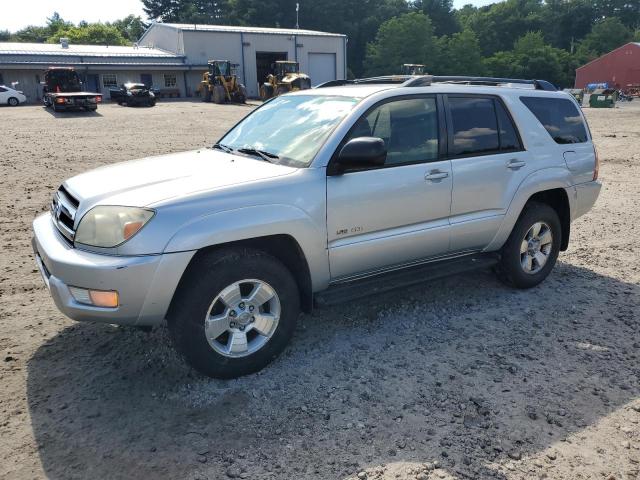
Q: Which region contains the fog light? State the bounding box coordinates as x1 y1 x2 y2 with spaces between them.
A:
69 286 119 308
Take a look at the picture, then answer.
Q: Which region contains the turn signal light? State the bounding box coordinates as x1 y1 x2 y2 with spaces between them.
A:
89 290 119 308
123 221 144 240
69 286 119 308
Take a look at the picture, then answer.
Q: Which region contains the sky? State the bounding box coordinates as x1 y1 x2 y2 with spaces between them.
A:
1 0 499 32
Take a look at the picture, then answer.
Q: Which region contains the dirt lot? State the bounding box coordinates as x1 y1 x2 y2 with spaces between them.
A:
0 100 638 480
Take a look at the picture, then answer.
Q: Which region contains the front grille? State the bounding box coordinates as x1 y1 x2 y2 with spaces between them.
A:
51 185 80 244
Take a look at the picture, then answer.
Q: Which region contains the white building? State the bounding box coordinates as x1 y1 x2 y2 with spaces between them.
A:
139 23 347 97
0 23 347 103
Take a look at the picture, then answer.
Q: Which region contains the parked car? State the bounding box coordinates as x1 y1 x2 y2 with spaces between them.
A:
0 85 27 106
110 83 156 107
32 75 601 379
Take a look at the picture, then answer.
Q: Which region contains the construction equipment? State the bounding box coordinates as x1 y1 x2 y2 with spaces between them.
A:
400 64 426 75
563 88 584 105
260 61 311 100
199 60 247 104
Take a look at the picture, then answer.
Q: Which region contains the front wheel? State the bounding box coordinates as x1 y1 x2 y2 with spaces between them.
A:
168 248 300 378
495 201 561 289
8 97 19 106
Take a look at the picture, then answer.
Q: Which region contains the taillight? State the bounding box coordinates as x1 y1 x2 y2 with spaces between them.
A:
96 96 102 103
55 97 65 104
593 145 599 181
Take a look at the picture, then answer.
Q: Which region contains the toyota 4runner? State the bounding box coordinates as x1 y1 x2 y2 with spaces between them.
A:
32 75 601 378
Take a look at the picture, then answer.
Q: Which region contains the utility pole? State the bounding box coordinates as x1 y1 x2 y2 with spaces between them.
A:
296 3 300 29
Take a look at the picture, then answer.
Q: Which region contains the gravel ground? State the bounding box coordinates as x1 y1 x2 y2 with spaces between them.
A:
0 100 638 480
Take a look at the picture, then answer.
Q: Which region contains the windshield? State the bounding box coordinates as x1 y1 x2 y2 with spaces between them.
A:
218 95 360 167
280 63 298 74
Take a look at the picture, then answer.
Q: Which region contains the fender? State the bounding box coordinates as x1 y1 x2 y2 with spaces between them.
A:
163 204 330 291
485 167 573 252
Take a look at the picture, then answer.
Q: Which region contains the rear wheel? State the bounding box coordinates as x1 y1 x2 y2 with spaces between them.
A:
8 97 19 106
260 83 274 100
168 248 300 378
496 201 561 289
213 85 225 104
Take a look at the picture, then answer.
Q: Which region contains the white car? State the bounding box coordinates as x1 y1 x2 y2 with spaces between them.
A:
0 85 27 106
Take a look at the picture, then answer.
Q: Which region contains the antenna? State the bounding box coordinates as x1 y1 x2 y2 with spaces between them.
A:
296 3 299 29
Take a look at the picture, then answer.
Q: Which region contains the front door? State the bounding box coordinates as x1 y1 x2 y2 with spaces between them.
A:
445 95 532 252
327 95 452 280
85 74 99 93
140 73 153 88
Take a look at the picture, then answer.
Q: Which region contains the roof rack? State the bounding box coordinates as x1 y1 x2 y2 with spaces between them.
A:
316 75 557 91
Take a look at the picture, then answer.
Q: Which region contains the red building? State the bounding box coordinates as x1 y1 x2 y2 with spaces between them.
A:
575 42 640 89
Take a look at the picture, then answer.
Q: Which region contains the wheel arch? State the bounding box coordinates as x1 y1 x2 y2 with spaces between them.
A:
169 234 314 314
526 188 571 251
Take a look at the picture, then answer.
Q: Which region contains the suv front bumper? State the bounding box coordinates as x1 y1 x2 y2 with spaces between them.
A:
32 213 194 326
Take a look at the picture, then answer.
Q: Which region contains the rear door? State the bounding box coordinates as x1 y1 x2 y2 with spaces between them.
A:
445 95 531 252
326 95 452 280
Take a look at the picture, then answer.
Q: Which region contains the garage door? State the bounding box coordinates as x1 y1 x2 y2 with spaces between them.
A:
308 53 337 87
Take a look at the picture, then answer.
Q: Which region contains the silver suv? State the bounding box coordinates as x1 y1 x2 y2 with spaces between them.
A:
32 75 601 378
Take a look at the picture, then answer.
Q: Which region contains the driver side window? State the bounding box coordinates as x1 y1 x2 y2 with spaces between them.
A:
346 97 439 166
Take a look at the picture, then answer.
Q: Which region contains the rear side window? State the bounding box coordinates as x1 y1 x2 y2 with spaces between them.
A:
449 97 499 156
520 97 588 144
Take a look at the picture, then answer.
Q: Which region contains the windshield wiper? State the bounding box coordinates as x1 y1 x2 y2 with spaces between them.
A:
236 147 279 162
212 143 233 153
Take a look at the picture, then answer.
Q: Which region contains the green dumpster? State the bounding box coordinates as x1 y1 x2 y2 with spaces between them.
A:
589 88 617 108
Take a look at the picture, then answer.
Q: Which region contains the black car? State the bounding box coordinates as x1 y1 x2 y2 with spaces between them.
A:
110 83 156 107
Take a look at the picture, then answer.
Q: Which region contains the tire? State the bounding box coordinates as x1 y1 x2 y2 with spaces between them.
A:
260 83 274 100
495 201 561 289
8 97 19 106
168 248 300 378
213 85 225 104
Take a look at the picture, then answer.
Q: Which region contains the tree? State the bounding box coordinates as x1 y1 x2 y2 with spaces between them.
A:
413 0 459 36
142 0 230 23
48 23 129 46
435 29 484 75
575 17 633 62
364 12 436 76
463 0 544 56
0 30 11 41
111 15 148 42
484 31 576 87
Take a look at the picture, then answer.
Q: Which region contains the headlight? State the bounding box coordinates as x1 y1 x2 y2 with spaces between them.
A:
75 206 155 248
127 91 133 96
149 91 155 97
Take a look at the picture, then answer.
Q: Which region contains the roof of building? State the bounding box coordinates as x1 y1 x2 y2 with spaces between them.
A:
0 42 183 58
148 22 346 38
576 42 640 70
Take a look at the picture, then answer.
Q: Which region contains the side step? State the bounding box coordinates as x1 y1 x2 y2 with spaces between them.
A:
314 253 500 307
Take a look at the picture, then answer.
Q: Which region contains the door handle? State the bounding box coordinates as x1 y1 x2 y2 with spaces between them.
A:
425 170 449 181
506 159 526 170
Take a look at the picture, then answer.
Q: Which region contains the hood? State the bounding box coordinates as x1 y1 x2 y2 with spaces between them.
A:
65 148 297 209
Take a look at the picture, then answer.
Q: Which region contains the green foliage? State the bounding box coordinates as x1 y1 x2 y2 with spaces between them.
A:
364 12 435 76
110 15 148 42
0 30 12 42
575 17 633 62
413 0 459 36
484 32 577 87
435 29 485 75
48 24 129 46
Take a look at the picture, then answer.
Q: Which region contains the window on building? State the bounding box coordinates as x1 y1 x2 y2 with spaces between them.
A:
449 97 499 156
164 74 177 88
520 96 588 144
346 97 439 166
102 74 117 88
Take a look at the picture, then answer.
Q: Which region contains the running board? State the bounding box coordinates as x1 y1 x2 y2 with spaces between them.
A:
314 253 500 307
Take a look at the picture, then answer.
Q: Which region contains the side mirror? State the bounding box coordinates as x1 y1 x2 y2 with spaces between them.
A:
329 137 387 175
